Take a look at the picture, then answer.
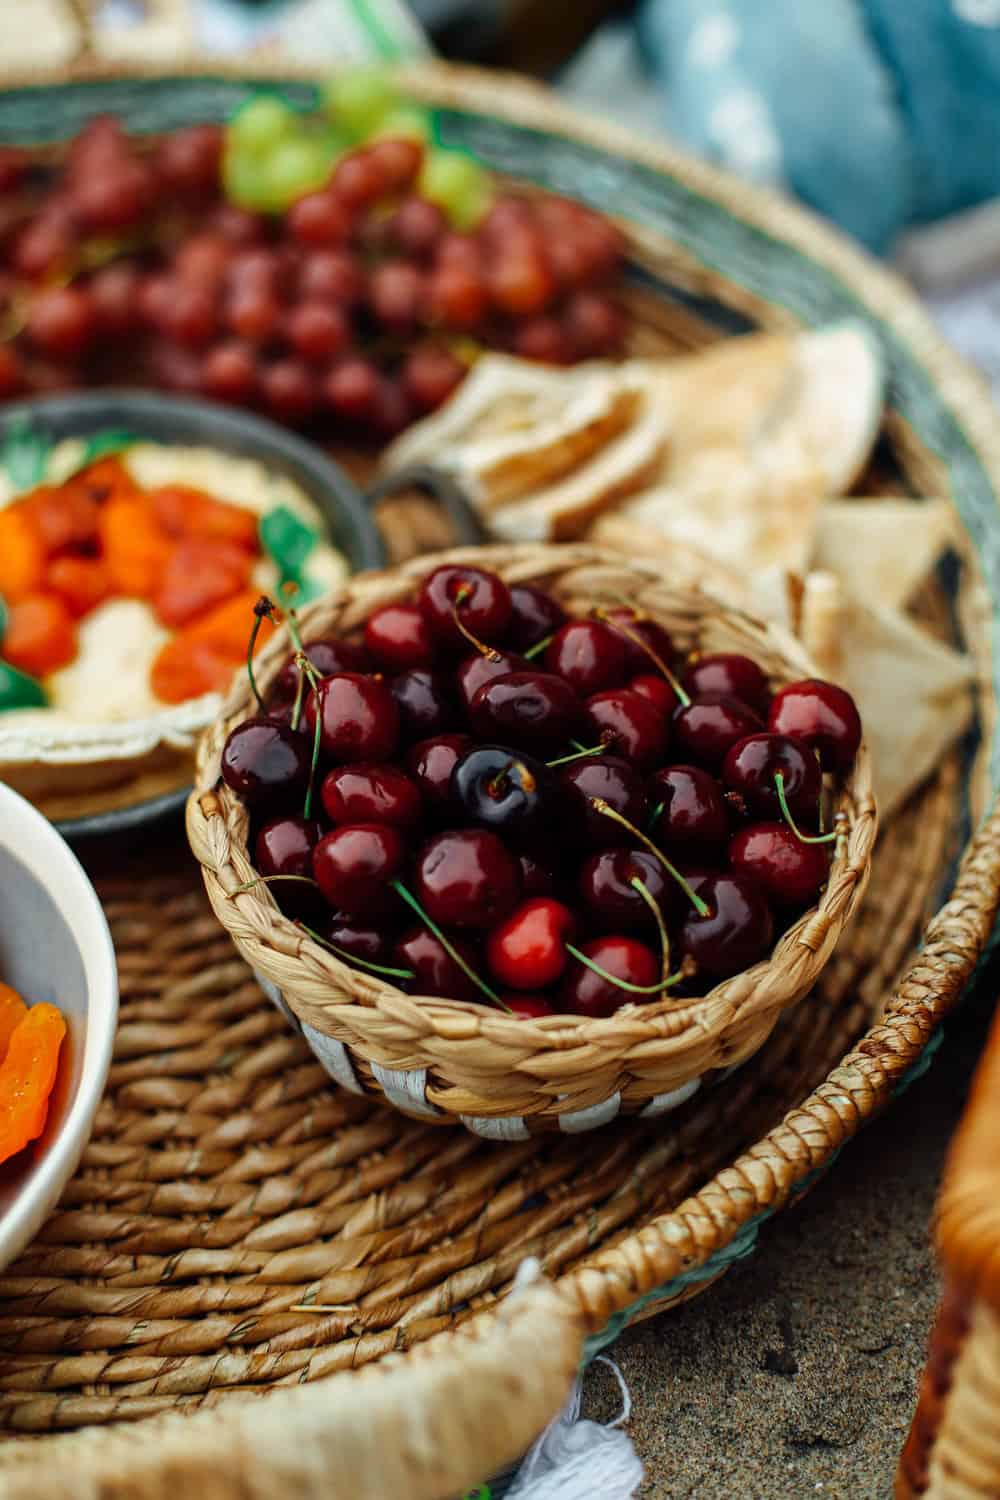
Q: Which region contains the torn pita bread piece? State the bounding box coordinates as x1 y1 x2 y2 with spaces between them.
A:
585 515 754 607
811 499 956 611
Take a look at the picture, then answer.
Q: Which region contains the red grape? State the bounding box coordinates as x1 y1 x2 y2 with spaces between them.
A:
0 343 22 397
89 261 143 335
201 340 258 403
389 195 446 258
367 137 423 190
156 124 223 198
163 280 217 348
261 358 316 422
209 202 267 245
138 272 174 330
512 316 572 364
481 196 534 242
425 262 487 329
298 248 365 305
0 148 26 194
25 358 78 395
13 213 73 279
227 247 281 295
67 116 128 171
323 356 379 420
286 190 351 247
436 232 481 271
71 160 153 233
368 375 411 437
26 285 95 359
369 259 423 333
331 149 387 209
148 340 201 394
401 345 465 412
564 291 626 356
286 300 350 363
174 233 231 288
487 248 553 316
226 285 281 342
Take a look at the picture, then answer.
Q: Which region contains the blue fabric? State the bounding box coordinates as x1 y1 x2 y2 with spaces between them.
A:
636 0 1000 253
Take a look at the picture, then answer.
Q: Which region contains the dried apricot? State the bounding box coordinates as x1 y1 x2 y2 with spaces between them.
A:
97 495 172 598
0 1002 66 1164
150 485 259 551
0 985 27 1065
153 538 253 629
2 594 77 676
0 508 45 603
46 556 112 618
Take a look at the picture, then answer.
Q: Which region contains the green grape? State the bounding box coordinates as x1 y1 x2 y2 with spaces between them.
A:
264 137 336 209
322 67 399 139
419 149 492 228
222 144 275 211
228 94 298 156
372 106 431 143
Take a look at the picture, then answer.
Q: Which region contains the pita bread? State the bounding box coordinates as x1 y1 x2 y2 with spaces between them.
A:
812 499 956 609
585 516 753 606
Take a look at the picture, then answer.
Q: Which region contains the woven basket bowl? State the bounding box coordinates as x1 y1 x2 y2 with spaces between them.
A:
188 543 877 1133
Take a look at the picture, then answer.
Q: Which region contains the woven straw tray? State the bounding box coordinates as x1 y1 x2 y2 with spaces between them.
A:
0 60 999 1497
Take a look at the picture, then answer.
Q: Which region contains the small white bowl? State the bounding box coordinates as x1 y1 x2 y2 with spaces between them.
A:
0 783 117 1268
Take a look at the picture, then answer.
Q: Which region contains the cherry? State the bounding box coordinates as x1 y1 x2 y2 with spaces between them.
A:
305 673 399 762
559 936 659 1018
406 733 472 815
395 926 482 1003
585 689 669 769
601 608 675 675
630 674 679 717
506 585 566 652
390 668 457 742
672 694 763 769
272 639 371 702
418 564 511 652
503 993 556 1018
648 765 728 853
321 763 422 829
578 848 682 930
728 823 830 908
768 680 862 773
256 815 322 877
518 852 556 897
364 603 436 671
681 873 773 980
559 756 647 848
325 916 394 967
313 824 405 916
415 829 521 929
456 650 527 712
486 898 575 990
470 671 581 751
452 745 553 845
221 717 309 804
682 653 771 717
722 733 822 820
544 620 627 696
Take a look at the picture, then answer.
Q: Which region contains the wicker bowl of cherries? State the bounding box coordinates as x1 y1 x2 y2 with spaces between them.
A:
188 545 877 1135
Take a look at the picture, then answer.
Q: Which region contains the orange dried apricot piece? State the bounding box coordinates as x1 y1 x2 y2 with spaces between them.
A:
150 485 259 551
19 484 99 556
2 594 77 676
0 508 46 603
46 556 112 619
150 590 274 704
62 455 140 505
0 1002 66 1164
153 538 253 629
97 495 173 599
0 985 28 1065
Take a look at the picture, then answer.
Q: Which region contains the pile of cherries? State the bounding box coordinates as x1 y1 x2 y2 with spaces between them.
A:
219 564 862 1019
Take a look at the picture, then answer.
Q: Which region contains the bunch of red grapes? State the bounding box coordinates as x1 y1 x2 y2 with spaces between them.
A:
0 117 628 436
220 566 862 1019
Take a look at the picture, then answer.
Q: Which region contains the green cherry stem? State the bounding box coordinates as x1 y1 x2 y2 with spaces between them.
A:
230 873 320 897
290 667 306 735
589 797 710 917
648 799 665 829
546 743 604 768
295 922 416 982
594 604 690 707
246 595 277 713
774 773 840 844
565 942 689 995
451 585 501 661
629 875 671 984
390 879 511 1012
523 632 555 661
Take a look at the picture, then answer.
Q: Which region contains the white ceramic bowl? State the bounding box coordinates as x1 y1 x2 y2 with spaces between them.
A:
0 783 117 1267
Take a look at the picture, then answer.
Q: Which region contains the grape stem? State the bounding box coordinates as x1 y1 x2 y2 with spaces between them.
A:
246 595 277 712
295 921 416 982
391 879 511 1011
565 941 690 995
589 797 710 916
594 603 690 707
774 773 840 844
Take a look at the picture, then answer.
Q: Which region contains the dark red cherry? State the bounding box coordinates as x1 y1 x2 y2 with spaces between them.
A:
325 916 393 966
585 688 669 769
221 716 309 803
406 733 473 816
506 584 566 651
768 680 862 773
518 852 556 897
504 992 555 1018
364 602 436 671
601 608 675 674
486 898 575 989
256 815 322 877
305 673 399 762
321 763 422 829
455 650 527 712
418 564 512 652
672 694 763 769
272 639 370 702
451 744 553 844
390 668 457 742
415 829 521 929
648 765 728 853
544 620 627 696
722 733 823 820
681 872 773 980
395 925 482 1002
728 822 830 908
470 671 581 750
312 824 405 916
630 674 679 717
559 756 647 849
559 935 659 1018
578 848 683 930
682 653 771 717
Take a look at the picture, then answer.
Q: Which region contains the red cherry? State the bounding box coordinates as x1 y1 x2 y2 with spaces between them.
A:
585 689 669 769
672 694 764 769
505 585 566 652
220 717 309 804
305 673 399 761
313 824 405 916
681 872 773 980
544 620 627 696
321 763 422 829
326 917 393 966
559 936 659 1018
559 756 647 849
395 926 482 1003
682 653 771 717
503 993 555 1018
470 671 581 751
601 609 675 675
486 898 575 990
415 829 521 929
364 603 436 671
728 823 830 908
390 669 457 742
256 815 322 877
630 674 679 718
418 564 512 651
578 848 683 930
406 733 473 815
518 852 556 897
272 640 371 702
722 733 823 820
455 650 527 712
768 680 862 773
647 765 729 853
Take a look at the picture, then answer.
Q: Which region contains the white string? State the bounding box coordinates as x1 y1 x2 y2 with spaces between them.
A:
505 1355 643 1500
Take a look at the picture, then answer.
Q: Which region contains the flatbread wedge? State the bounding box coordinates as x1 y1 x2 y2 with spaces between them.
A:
812 499 956 610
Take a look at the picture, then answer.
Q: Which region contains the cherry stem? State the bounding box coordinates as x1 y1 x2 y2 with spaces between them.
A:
290 667 306 735
629 876 672 985
390 880 511 1012
246 596 276 713
451 585 501 662
774 773 839 844
523 633 555 661
589 797 710 917
546 743 604 768
594 603 690 707
295 921 416 982
565 941 689 995
230 873 319 896
648 799 665 829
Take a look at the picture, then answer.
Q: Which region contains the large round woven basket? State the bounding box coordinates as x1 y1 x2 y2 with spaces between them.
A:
0 58 998 1498
189 543 877 1133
